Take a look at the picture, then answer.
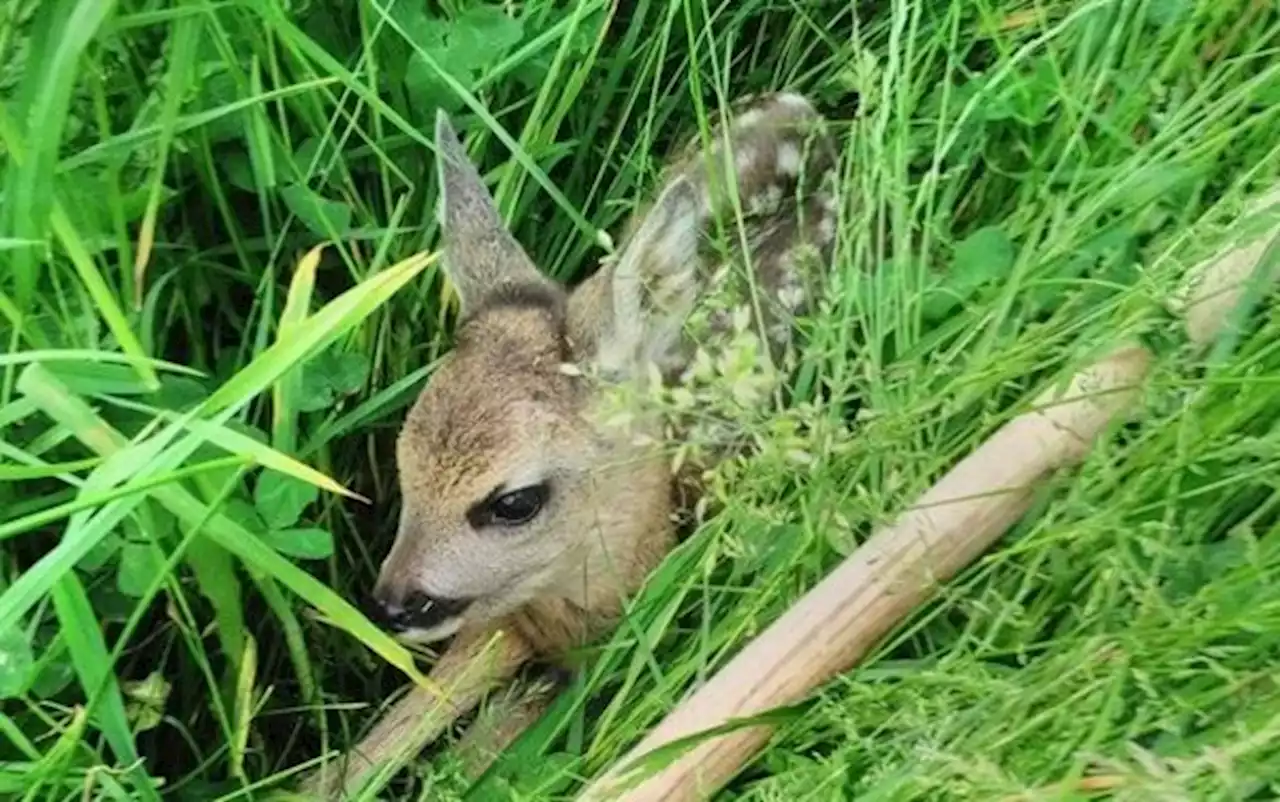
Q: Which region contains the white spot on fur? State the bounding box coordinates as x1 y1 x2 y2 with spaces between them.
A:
769 184 784 210
748 184 784 215
775 92 814 114
776 256 806 313
768 320 792 346
735 145 756 176
776 142 802 177
818 214 836 245
820 169 841 198
778 281 806 313
735 109 764 130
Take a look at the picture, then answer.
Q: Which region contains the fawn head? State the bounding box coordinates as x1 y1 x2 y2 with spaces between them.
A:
370 111 706 643
372 95 836 644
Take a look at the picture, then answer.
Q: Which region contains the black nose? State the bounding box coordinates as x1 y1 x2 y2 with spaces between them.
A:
371 589 472 633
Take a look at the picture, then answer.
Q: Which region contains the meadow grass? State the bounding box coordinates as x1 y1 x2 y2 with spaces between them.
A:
2 0 1280 799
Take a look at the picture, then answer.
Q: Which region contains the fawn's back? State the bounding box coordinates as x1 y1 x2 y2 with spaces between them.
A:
370 91 839 659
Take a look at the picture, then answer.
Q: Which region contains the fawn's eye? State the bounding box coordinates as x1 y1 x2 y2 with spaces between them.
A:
470 483 550 528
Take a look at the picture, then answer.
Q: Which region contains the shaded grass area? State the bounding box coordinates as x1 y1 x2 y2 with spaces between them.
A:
2 0 1280 799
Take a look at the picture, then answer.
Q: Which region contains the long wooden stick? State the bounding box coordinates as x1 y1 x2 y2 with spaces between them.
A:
578 190 1280 802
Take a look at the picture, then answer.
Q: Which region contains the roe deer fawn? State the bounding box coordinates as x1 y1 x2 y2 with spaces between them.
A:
301 91 839 798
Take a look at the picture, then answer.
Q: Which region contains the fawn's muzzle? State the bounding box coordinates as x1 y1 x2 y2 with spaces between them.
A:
371 589 473 633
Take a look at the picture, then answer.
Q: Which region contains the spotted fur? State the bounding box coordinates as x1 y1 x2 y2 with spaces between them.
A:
576 91 840 379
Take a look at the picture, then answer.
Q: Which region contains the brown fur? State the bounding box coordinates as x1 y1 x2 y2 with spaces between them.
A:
300 91 839 798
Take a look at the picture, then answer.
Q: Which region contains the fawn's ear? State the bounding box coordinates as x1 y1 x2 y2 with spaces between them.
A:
434 110 551 311
592 177 704 381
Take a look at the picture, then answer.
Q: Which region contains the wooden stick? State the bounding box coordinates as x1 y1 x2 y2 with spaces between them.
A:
578 188 1280 802
1176 187 1280 346
300 626 530 800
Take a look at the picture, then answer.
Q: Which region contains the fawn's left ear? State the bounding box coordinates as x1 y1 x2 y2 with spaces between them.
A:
591 176 704 381
434 110 554 312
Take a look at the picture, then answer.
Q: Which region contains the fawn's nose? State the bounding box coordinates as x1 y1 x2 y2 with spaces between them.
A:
370 588 473 633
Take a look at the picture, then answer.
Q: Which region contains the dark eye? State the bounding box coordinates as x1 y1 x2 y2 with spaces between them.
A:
471 483 549 528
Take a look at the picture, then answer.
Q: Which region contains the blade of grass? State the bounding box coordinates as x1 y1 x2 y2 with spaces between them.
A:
0 97 158 391
2 0 118 304
90 392 368 503
0 456 102 481
58 76 343 173
132 13 202 309
25 705 91 800
0 456 245 541
0 350 202 375
49 575 161 800
273 244 322 457
230 633 257 782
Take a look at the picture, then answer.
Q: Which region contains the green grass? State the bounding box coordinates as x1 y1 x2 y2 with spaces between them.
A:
3 0 1280 799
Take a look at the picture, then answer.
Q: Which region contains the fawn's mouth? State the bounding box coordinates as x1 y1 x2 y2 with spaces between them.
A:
370 589 472 644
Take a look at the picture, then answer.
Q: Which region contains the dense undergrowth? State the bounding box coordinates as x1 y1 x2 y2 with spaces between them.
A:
3 0 1280 800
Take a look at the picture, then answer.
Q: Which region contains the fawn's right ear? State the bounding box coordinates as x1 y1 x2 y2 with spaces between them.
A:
434 110 552 312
